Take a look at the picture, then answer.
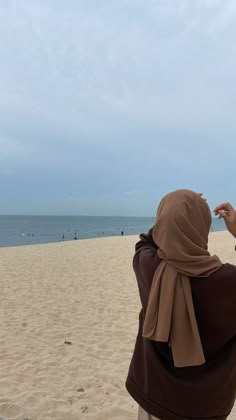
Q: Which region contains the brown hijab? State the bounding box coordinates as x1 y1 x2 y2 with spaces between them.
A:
143 189 222 367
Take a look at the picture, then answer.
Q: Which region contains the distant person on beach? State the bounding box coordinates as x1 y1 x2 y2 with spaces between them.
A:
126 190 236 420
121 230 124 236
74 232 77 240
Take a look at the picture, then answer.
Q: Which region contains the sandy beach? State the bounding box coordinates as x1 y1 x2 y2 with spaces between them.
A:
0 231 236 420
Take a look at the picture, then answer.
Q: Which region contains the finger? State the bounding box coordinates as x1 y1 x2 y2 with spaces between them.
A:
215 208 229 216
214 202 234 213
214 209 229 216
214 202 234 212
219 210 230 220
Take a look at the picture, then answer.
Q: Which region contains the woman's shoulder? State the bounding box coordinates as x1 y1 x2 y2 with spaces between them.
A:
214 262 236 277
191 262 236 296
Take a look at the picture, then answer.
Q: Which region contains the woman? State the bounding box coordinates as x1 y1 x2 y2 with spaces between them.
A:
126 190 236 420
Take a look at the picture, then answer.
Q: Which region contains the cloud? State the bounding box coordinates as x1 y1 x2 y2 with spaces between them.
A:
1 0 236 138
1 0 236 213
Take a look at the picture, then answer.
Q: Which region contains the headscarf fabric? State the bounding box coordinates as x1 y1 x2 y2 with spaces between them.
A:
142 189 222 367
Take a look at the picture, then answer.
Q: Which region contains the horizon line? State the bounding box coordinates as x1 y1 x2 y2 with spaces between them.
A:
0 214 155 218
0 214 220 218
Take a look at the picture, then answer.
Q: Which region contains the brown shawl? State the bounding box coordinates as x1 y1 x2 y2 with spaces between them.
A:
143 189 222 367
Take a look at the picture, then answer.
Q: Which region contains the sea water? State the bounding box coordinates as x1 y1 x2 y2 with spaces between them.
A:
0 215 227 247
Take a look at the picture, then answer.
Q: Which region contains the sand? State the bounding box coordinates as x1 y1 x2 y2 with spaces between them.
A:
0 231 236 420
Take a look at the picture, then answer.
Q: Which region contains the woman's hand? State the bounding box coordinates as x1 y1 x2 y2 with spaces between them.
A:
214 202 236 238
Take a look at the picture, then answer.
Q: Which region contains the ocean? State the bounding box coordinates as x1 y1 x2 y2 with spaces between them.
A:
0 215 227 248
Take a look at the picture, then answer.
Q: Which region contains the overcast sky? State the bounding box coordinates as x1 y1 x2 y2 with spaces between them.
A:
1 0 236 216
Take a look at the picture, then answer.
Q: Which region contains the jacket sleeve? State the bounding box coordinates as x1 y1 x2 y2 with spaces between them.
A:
133 228 160 311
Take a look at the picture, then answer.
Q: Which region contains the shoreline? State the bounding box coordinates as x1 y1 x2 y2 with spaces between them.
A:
0 228 229 249
0 214 227 248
